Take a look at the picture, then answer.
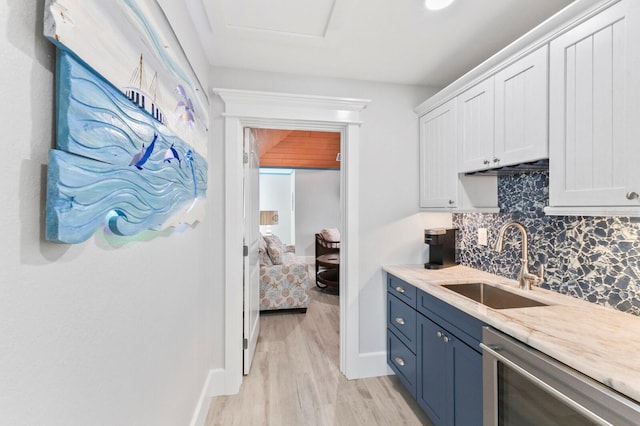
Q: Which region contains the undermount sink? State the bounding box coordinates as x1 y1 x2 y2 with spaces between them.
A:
442 282 548 309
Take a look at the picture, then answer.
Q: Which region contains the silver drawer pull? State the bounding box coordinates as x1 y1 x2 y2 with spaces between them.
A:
394 357 405 367
626 191 639 200
395 286 405 293
436 331 443 338
395 317 405 326
443 336 450 343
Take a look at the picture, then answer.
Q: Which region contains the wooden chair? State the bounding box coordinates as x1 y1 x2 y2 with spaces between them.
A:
315 233 340 290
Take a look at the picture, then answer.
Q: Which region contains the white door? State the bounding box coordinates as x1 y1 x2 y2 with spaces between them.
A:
243 128 260 375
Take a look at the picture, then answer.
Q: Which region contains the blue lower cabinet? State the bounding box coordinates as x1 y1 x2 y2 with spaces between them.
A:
388 293 417 352
417 314 483 426
388 329 417 396
386 273 483 426
417 315 451 424
452 338 482 426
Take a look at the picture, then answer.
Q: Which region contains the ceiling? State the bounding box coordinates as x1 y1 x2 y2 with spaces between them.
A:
186 0 574 87
254 129 341 170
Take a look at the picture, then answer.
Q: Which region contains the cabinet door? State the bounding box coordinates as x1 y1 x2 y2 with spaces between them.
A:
549 0 640 207
457 78 495 173
417 315 451 426
494 46 548 167
452 340 482 426
419 99 458 208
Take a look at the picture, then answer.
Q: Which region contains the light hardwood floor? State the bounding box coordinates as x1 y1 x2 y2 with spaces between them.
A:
205 282 432 426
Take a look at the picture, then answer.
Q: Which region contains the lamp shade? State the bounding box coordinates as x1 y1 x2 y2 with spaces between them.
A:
260 210 279 226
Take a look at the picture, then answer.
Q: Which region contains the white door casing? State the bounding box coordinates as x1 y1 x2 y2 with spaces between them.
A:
242 128 260 375
215 89 370 395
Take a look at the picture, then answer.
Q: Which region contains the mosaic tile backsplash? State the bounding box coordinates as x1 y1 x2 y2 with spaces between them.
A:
453 171 640 316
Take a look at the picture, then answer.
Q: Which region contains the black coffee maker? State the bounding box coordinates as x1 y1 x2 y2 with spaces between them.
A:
424 228 458 269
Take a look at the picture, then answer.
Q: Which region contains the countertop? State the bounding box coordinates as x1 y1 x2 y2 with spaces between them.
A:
383 264 640 404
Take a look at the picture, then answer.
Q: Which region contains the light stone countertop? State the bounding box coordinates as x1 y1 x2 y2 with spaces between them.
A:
383 264 640 404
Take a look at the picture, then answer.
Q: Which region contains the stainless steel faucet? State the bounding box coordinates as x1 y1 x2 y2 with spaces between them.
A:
494 221 544 290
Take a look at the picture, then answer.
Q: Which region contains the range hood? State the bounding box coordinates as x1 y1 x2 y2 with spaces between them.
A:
464 159 548 176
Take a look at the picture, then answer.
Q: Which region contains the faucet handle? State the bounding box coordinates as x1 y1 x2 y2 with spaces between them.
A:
524 263 544 288
538 264 545 281
532 264 544 286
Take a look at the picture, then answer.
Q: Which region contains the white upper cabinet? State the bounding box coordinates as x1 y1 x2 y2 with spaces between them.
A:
457 79 495 173
458 46 549 174
419 99 498 212
494 46 549 167
548 0 640 212
419 99 458 208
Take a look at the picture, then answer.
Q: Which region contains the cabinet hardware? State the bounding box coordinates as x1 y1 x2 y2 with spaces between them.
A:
395 286 405 293
395 357 405 367
626 191 639 200
448 199 455 205
437 331 442 338
493 157 500 163
443 336 450 343
483 160 490 165
395 317 405 325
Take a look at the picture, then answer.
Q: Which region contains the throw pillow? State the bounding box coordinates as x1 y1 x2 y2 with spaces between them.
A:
321 228 340 243
258 235 273 266
263 234 286 265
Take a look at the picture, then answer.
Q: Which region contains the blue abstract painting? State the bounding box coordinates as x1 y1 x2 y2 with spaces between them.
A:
46 51 207 243
44 0 209 244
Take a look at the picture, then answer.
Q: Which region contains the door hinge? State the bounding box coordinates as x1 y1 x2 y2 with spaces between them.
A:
243 338 248 350
243 245 248 256
243 152 249 164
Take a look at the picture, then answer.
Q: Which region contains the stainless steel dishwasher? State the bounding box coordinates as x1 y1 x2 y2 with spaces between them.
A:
481 327 640 426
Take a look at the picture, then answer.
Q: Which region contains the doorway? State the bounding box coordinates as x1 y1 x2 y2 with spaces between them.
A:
257 129 341 259
215 88 370 395
248 128 342 374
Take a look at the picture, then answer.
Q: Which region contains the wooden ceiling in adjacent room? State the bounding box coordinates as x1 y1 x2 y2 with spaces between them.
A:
254 129 340 170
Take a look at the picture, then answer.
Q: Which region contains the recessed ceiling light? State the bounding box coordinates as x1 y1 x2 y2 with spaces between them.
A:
424 0 455 11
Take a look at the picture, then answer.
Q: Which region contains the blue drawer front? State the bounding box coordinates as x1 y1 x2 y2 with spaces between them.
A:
417 289 485 351
388 330 417 397
388 293 417 353
387 274 417 308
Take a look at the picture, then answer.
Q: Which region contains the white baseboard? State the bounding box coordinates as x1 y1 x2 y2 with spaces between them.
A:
354 351 394 379
190 368 240 426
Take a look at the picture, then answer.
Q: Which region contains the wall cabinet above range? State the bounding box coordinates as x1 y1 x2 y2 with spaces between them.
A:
416 0 640 216
457 45 549 174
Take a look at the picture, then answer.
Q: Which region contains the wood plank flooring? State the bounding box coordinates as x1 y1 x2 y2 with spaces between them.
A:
205 284 432 425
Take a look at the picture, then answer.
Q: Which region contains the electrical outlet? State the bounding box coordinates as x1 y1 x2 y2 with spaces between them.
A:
478 228 488 246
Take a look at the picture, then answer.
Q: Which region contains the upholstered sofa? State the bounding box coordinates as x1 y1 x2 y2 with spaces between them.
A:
259 234 310 312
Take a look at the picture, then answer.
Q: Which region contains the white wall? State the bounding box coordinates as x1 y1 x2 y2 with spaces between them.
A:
0 2 216 424
210 67 451 365
295 170 341 258
259 170 295 244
